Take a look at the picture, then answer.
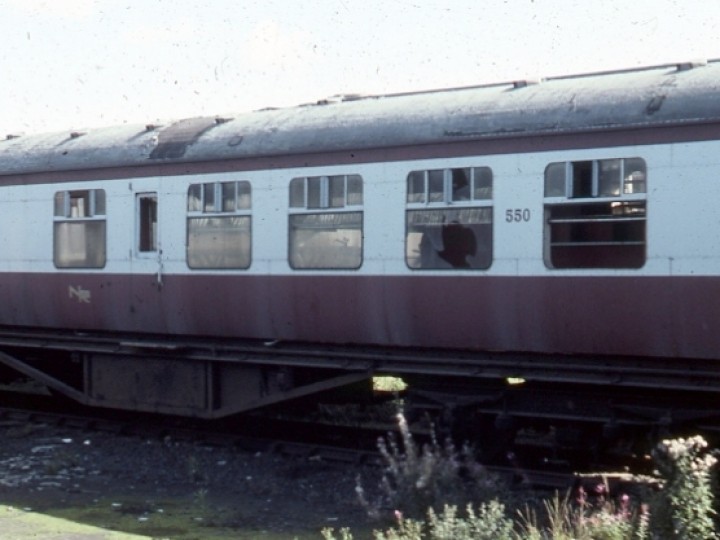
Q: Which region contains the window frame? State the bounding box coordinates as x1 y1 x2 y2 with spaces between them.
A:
53 189 107 269
405 166 493 270
543 157 647 270
186 180 252 270
288 174 364 270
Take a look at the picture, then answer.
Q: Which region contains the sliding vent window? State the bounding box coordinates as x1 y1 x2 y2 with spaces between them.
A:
289 175 363 269
544 158 647 269
406 167 493 270
53 189 106 268
187 181 251 269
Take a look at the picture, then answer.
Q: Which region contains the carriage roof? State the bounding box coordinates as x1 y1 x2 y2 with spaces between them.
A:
2 59 719 175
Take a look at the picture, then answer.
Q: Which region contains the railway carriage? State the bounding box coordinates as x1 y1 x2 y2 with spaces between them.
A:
1 60 720 447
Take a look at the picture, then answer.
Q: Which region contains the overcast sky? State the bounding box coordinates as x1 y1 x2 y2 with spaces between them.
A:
1 0 719 134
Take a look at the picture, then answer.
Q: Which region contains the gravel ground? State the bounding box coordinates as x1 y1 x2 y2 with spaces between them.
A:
0 418 379 539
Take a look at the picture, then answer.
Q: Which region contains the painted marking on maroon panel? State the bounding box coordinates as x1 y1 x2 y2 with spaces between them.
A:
68 285 91 304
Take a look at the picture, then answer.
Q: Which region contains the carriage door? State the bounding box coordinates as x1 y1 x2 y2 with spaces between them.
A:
135 192 162 284
137 193 158 253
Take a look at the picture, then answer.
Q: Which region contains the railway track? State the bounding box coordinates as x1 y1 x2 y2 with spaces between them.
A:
0 385 648 494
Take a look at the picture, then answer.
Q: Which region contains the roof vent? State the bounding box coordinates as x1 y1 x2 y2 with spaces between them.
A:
316 95 344 106
341 94 365 102
676 59 707 72
513 78 542 89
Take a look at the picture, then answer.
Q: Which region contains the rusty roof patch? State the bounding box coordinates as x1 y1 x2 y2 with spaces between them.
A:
149 117 219 159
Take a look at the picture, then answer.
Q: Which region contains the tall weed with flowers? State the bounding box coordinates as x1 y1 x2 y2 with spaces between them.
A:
516 485 648 540
649 435 718 539
355 413 505 520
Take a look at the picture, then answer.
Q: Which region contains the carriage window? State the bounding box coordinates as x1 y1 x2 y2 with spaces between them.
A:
53 189 106 268
405 167 493 270
289 175 363 269
187 181 251 269
544 157 647 269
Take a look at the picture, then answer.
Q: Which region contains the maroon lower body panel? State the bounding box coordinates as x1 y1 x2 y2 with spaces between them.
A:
0 272 717 361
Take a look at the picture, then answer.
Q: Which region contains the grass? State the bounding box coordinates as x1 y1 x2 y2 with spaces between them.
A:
47 495 323 539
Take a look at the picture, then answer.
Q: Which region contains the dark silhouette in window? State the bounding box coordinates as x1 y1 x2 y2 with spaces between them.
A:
439 221 477 268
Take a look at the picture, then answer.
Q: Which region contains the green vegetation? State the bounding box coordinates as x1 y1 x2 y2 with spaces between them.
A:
324 415 720 539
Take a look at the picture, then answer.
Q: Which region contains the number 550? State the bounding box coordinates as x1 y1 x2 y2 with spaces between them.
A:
505 208 531 222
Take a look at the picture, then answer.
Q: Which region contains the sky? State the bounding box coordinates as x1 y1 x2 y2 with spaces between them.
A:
1 0 719 135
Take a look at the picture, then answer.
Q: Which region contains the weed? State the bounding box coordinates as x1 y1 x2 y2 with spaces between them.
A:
341 424 720 539
516 488 640 540
323 502 512 540
321 526 355 540
649 435 718 539
356 413 504 520
193 487 209 514
186 454 208 484
425 501 514 540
